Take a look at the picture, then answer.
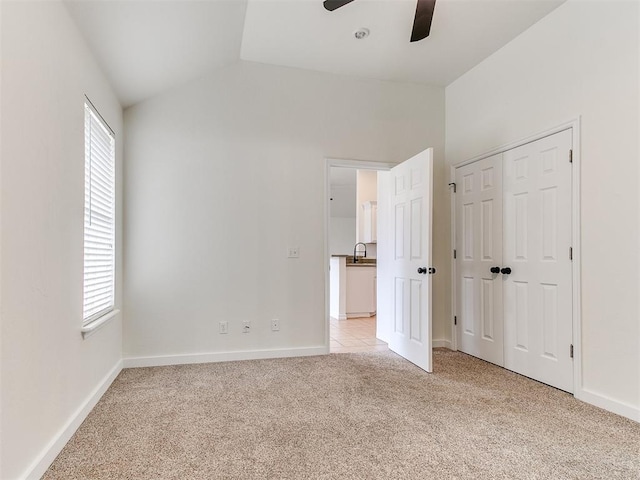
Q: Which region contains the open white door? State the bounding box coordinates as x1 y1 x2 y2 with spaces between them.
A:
378 148 434 372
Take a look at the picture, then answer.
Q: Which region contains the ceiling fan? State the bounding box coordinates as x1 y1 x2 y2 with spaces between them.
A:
323 0 437 42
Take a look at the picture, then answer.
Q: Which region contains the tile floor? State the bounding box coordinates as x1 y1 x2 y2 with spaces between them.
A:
330 316 388 353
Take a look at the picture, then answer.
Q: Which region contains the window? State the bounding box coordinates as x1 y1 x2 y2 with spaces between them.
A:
83 100 115 325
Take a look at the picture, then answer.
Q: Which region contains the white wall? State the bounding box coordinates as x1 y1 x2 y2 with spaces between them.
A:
124 61 445 362
0 2 123 478
329 182 356 217
329 178 356 256
0 2 4 475
445 0 639 418
330 217 356 256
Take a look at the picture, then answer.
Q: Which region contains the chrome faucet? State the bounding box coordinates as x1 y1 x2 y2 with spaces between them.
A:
353 242 367 263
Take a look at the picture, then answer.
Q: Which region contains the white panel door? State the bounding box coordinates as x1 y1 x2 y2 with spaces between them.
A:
503 129 573 392
384 148 433 372
455 154 504 365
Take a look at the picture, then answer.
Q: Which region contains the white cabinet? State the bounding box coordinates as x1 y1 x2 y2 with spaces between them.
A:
329 257 347 320
356 170 378 244
361 201 377 243
346 266 377 318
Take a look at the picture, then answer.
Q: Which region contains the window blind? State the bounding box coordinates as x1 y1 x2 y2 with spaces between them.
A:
83 102 115 324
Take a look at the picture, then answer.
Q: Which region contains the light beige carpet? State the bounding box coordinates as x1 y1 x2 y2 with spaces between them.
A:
44 349 639 479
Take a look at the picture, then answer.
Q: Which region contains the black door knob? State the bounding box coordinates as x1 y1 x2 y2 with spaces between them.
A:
428 267 436 274
490 266 501 274
417 267 427 274
501 267 512 275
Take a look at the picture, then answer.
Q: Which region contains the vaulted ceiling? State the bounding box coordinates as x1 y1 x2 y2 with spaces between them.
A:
65 1 248 107
65 0 566 108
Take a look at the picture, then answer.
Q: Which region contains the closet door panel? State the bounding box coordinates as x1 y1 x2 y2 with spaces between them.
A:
455 154 504 366
503 130 573 393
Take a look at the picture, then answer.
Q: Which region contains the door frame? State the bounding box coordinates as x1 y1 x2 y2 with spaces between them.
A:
324 158 395 350
449 117 582 395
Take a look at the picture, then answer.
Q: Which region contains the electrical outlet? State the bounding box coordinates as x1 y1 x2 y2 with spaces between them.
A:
287 247 300 258
271 319 280 331
242 321 251 333
219 321 228 334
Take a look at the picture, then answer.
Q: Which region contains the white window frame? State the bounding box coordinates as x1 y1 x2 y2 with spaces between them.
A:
83 99 116 327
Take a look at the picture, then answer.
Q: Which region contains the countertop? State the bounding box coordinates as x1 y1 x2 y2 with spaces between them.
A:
331 255 376 267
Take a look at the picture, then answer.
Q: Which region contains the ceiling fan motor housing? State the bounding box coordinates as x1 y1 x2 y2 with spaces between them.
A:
323 0 436 42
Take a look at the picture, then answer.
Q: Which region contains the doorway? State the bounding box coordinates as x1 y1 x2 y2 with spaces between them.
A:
325 149 435 373
328 165 385 353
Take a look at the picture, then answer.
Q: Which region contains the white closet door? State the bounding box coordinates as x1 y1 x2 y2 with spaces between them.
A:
456 154 504 365
503 129 573 392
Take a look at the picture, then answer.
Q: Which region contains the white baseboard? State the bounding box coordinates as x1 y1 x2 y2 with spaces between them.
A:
433 339 452 349
23 359 123 480
346 312 375 319
575 388 640 423
123 346 329 368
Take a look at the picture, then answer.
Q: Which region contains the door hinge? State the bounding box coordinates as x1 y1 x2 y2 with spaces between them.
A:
453 249 457 259
454 316 457 326
570 344 574 358
569 247 573 260
448 182 457 193
569 149 573 163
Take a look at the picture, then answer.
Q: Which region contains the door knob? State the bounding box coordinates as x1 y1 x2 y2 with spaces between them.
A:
428 267 436 274
417 267 427 274
501 267 512 275
490 266 501 274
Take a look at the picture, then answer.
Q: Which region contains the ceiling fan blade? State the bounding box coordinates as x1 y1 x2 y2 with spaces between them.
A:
323 0 356 12
410 0 436 42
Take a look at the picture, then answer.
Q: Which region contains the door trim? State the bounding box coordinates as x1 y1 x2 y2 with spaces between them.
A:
449 117 582 398
324 158 395 350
